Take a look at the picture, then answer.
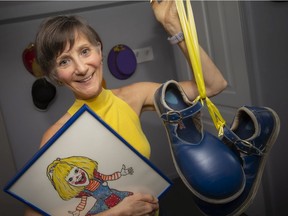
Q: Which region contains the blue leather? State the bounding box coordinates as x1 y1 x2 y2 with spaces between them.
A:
171 130 245 200
194 106 280 216
154 80 245 204
160 102 202 123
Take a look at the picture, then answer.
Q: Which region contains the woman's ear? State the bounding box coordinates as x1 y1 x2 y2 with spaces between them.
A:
95 42 102 55
97 41 102 50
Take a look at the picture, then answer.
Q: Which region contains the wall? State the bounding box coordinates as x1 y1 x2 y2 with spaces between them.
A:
240 1 288 216
2 1 287 216
161 1 288 216
0 108 25 215
172 1 266 215
0 2 179 214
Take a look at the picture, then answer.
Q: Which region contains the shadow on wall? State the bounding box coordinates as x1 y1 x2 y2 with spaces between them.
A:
0 108 25 215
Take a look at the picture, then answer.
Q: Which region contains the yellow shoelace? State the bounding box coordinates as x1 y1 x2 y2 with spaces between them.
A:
175 0 226 136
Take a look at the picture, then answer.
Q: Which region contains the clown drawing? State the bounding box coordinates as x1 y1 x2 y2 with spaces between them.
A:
47 156 134 216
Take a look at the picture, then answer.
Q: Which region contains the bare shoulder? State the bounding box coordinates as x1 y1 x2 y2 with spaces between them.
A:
39 113 71 148
111 82 161 114
112 82 160 97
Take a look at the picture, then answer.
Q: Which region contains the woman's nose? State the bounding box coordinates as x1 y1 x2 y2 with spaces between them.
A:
74 58 88 75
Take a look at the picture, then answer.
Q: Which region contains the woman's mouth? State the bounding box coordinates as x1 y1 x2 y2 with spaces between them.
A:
78 73 94 83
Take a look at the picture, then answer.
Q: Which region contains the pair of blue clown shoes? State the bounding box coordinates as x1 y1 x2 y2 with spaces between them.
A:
154 80 280 216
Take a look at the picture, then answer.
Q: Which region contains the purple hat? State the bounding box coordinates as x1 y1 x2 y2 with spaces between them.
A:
107 44 137 80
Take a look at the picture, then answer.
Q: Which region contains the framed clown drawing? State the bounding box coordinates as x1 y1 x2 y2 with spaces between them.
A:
4 105 171 216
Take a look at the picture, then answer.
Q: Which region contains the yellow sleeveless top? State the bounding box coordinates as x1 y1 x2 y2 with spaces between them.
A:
67 89 151 159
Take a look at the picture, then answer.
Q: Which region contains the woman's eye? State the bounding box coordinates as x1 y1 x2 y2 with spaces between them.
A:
74 168 79 174
68 177 73 182
59 59 69 66
82 48 90 56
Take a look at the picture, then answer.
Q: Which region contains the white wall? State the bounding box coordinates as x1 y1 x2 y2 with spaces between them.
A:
0 108 25 215
0 1 178 173
0 2 179 215
240 2 288 216
2 1 287 216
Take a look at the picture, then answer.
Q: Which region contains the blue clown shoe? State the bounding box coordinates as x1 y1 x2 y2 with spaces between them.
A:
194 106 280 216
154 80 245 204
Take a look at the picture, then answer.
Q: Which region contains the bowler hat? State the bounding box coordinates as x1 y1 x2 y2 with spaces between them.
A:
31 78 56 111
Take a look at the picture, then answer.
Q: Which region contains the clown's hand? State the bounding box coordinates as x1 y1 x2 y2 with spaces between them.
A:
68 210 80 216
120 164 134 176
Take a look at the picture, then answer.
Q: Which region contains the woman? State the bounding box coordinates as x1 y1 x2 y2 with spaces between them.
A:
25 1 227 215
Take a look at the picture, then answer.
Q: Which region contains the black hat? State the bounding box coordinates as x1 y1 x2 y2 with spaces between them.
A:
31 78 56 111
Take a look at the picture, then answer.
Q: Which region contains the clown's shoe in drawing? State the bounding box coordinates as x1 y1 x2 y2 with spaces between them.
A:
154 80 245 204
194 106 280 216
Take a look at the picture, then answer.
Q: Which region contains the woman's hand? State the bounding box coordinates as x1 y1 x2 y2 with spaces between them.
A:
108 193 159 216
150 0 181 36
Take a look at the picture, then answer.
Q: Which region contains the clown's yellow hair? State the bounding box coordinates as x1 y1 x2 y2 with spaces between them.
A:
47 156 98 200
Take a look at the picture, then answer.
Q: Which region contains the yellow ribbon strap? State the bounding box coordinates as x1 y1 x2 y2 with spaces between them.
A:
175 0 225 136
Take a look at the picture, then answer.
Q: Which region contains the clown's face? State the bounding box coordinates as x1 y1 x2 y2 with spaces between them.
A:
66 166 89 187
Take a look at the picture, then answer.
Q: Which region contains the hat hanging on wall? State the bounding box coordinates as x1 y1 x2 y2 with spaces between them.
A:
107 44 137 80
23 43 44 78
31 78 56 111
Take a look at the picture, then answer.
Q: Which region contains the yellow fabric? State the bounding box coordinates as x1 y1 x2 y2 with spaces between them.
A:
155 209 159 216
175 0 226 136
68 89 151 159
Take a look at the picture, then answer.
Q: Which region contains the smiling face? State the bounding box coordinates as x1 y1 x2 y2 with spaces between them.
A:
55 33 103 100
65 166 89 187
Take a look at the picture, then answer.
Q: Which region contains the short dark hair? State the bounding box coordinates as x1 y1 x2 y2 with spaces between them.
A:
35 15 102 82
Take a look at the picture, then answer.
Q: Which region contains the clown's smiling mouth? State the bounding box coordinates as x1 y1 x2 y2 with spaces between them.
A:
76 172 87 185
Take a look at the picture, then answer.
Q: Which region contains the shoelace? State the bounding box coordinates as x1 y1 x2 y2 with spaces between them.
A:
175 0 226 136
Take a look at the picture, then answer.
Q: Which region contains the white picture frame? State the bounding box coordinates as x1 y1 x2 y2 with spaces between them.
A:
4 104 171 216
